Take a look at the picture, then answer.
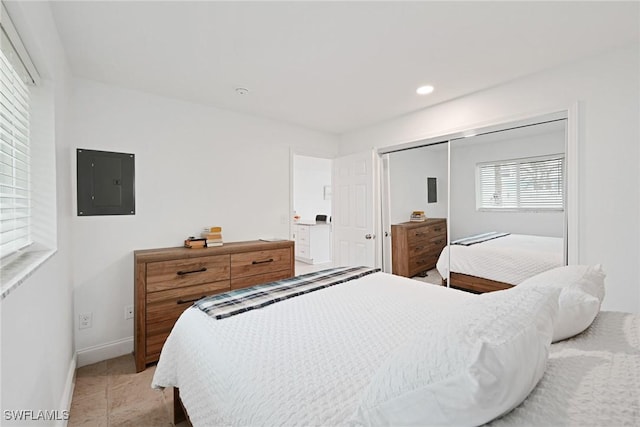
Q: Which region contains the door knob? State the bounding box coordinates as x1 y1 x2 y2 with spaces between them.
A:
365 234 375 240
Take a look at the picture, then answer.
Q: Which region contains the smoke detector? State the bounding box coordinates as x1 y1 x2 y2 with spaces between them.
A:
235 87 249 95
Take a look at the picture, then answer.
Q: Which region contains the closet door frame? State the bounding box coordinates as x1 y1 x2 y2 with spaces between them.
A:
378 103 580 277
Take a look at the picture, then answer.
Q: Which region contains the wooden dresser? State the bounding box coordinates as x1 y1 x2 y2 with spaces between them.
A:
391 219 447 277
134 240 294 372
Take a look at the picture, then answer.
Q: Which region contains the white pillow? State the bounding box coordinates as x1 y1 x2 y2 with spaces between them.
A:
518 264 606 342
351 286 558 427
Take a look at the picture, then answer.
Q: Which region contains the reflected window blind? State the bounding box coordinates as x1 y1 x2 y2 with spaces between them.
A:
0 25 31 258
477 155 564 211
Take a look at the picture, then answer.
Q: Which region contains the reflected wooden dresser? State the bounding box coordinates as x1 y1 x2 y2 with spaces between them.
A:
134 240 294 372
391 219 447 278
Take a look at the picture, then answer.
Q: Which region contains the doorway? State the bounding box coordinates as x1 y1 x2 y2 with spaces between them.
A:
292 154 333 272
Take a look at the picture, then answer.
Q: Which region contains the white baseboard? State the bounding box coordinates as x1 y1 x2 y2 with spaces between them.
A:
56 353 77 427
76 336 134 368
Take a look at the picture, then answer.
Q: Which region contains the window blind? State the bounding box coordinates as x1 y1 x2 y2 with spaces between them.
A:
0 24 31 258
477 155 564 211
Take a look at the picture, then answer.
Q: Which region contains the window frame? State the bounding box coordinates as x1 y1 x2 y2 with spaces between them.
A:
475 153 565 213
0 2 49 300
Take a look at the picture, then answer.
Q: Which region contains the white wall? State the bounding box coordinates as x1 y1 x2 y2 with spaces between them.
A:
340 44 640 313
388 144 448 224
1 1 75 424
66 79 339 362
293 155 332 222
450 126 565 240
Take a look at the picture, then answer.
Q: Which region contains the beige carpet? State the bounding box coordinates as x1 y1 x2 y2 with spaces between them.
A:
410 268 444 286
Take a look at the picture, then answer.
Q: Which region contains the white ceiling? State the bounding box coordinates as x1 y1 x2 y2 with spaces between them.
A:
50 1 639 134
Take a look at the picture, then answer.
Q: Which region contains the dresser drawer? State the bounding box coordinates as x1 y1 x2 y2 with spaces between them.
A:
296 225 310 240
408 236 446 256
231 248 291 279
407 223 446 244
146 280 231 333
146 280 230 327
296 244 310 258
231 269 292 290
146 255 230 292
145 280 230 357
408 242 435 258
409 253 439 274
146 331 170 361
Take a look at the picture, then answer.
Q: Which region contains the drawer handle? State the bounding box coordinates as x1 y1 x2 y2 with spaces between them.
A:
176 296 207 305
415 232 426 236
252 258 274 265
434 228 442 232
415 246 424 251
176 267 207 276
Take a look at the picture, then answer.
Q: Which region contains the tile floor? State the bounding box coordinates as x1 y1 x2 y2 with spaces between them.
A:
68 353 187 427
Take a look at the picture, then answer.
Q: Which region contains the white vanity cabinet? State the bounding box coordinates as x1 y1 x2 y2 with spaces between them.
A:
294 223 331 264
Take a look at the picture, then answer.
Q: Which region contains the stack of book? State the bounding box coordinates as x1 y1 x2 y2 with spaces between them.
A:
184 237 207 249
410 211 426 222
201 226 223 247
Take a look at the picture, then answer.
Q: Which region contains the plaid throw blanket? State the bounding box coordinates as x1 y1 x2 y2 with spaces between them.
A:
452 232 510 246
194 266 380 320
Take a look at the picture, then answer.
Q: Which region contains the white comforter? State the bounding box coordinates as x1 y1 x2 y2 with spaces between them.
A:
152 272 472 425
490 310 640 426
152 272 640 426
437 234 564 285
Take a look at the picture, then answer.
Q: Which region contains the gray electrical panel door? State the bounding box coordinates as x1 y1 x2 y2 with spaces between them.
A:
427 177 437 203
77 149 135 216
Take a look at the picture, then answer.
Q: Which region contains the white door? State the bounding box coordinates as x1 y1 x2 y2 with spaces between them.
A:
332 150 378 267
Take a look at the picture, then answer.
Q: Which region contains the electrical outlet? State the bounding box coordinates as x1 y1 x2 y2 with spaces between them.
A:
124 305 134 320
79 313 92 329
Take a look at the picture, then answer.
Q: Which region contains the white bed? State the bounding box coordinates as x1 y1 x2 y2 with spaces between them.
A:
153 272 473 425
489 310 640 426
152 268 639 426
436 234 564 292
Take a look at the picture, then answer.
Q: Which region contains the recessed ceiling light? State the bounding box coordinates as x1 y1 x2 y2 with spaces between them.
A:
416 85 434 95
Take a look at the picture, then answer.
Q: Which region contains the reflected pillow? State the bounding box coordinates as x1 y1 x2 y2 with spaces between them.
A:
351 286 558 427
518 264 606 342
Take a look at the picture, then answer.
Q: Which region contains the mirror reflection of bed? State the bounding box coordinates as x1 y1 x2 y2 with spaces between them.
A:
386 118 567 293
447 119 566 292
439 232 564 293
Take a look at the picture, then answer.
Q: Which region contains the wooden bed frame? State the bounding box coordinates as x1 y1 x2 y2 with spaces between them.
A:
444 272 513 293
174 388 192 426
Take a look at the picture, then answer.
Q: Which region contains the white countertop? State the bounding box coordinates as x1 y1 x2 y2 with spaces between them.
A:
296 221 331 226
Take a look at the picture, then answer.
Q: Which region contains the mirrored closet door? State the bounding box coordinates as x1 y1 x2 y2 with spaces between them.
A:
382 117 568 293
382 141 450 286
447 119 567 293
